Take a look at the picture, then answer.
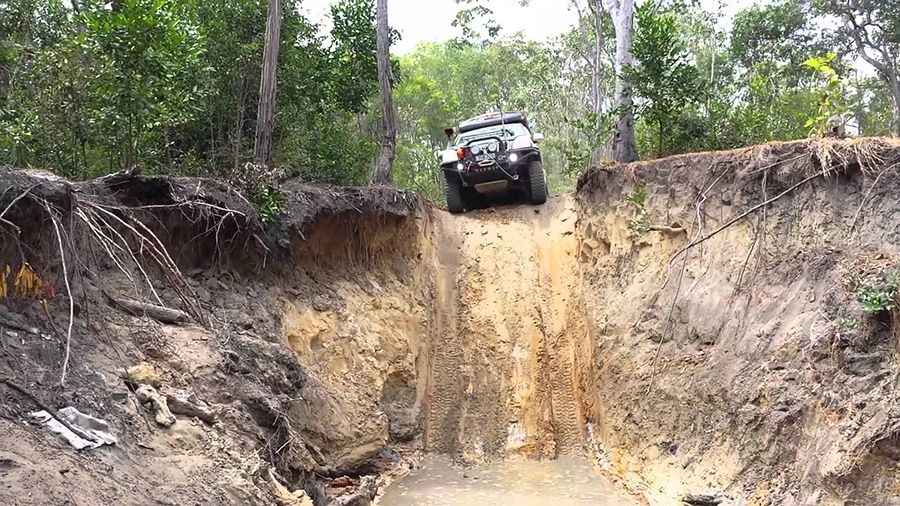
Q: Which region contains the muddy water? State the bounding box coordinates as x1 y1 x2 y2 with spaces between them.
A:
379 455 639 505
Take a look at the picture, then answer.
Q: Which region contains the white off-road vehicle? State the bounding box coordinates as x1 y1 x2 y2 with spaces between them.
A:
438 112 547 213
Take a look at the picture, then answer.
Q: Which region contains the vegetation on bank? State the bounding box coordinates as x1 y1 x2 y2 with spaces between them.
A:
1 0 898 200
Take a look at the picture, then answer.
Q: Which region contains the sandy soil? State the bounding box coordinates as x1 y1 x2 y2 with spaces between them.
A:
3 139 900 505
379 454 636 506
423 196 590 461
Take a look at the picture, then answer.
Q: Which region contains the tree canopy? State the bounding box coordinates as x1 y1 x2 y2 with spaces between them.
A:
0 0 897 200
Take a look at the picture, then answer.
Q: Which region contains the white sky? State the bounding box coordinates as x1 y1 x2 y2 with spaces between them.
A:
300 0 743 54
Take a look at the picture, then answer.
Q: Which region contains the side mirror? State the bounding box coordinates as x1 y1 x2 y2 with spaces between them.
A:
533 133 545 143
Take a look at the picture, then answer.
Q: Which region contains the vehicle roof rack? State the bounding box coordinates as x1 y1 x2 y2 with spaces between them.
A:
458 112 528 133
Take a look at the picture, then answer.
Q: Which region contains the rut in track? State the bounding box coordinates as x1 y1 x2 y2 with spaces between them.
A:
424 196 589 461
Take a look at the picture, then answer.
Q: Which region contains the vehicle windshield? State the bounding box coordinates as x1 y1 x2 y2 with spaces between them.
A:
453 123 530 147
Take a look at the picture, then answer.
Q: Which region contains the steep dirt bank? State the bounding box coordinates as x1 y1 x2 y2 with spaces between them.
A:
577 138 900 504
0 173 428 505
423 196 591 461
2 138 900 505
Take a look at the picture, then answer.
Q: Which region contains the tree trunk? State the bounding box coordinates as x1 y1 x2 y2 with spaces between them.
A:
606 0 638 162
581 0 602 120
891 77 900 137
234 76 247 171
254 0 282 168
372 0 397 185
839 8 900 137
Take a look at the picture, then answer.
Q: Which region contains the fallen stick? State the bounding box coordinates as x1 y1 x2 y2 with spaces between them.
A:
166 392 218 424
0 377 98 443
647 224 687 234
107 295 191 324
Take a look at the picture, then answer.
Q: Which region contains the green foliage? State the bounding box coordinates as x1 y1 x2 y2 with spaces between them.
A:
80 0 207 170
802 52 847 136
625 184 648 208
1 0 897 201
856 270 900 314
625 184 650 235
850 76 896 136
452 0 501 46
836 315 859 333
0 0 382 187
730 0 825 75
251 186 284 224
814 0 900 137
627 1 701 156
278 111 375 185
329 0 390 114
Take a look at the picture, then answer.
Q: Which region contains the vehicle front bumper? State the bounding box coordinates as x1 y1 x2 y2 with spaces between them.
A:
441 148 540 187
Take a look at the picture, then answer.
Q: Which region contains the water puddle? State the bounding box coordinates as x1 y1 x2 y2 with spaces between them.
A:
379 454 639 505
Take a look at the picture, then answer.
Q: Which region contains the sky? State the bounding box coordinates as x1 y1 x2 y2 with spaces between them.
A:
300 0 744 54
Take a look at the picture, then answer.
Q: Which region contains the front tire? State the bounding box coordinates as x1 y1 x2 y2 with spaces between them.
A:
528 160 548 205
443 171 465 213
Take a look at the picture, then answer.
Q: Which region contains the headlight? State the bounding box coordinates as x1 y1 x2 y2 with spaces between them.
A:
509 135 533 150
456 162 464 171
471 145 481 155
488 143 498 153
509 153 519 163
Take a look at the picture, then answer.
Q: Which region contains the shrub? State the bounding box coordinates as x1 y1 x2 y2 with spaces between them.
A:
855 269 900 314
251 186 284 224
626 184 650 235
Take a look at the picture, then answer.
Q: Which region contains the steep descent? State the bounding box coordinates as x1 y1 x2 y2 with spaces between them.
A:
424 196 591 461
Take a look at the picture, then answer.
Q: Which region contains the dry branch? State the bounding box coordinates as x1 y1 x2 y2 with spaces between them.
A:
107 295 191 324
647 224 687 234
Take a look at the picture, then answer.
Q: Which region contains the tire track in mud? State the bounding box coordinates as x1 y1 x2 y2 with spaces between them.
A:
423 213 465 454
533 199 584 456
424 197 587 460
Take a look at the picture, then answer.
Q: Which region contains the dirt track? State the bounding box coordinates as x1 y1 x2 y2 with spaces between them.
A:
424 196 589 461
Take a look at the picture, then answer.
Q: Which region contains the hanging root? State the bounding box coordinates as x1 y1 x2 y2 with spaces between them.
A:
0 170 264 382
43 202 74 387
644 138 900 394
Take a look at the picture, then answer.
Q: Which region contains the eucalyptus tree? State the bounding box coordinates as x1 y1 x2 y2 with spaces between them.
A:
817 0 900 135
371 0 397 185
254 0 283 168
601 0 639 162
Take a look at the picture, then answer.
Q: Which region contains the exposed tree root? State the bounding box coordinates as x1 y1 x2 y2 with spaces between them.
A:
667 170 825 269
0 170 263 386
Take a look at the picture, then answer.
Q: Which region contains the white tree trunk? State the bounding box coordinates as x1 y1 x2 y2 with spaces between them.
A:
586 0 603 119
372 0 397 185
254 0 282 168
891 78 900 137
605 0 638 162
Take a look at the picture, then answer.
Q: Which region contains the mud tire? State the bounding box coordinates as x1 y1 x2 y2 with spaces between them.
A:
443 171 466 214
528 160 548 205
